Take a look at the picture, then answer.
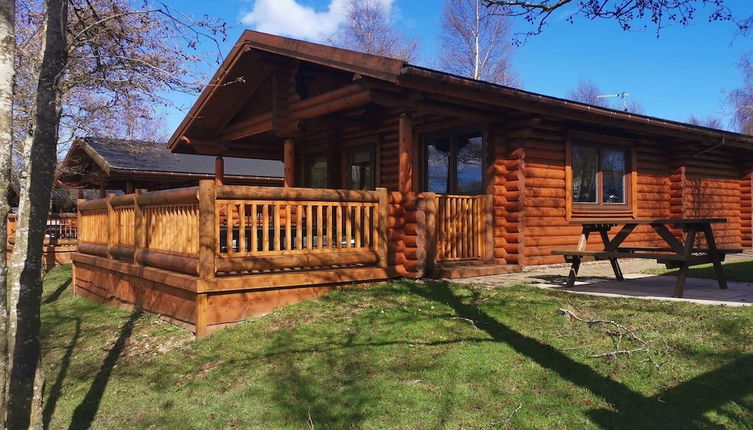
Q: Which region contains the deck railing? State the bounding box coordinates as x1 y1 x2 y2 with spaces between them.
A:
77 180 389 278
7 212 78 246
436 194 486 261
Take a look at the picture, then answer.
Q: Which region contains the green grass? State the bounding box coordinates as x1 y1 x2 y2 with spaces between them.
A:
41 265 753 429
645 259 753 282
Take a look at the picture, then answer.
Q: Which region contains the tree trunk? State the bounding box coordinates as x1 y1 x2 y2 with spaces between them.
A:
6 0 67 427
0 0 14 427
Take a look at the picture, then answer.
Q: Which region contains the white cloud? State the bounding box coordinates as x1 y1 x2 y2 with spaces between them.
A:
240 0 395 42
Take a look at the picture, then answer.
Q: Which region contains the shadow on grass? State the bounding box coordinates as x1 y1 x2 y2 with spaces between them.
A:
661 259 753 283
409 280 753 429
43 279 71 304
43 319 81 430
68 312 141 430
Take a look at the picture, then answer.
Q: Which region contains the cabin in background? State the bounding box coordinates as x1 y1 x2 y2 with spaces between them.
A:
71 31 753 336
58 137 284 196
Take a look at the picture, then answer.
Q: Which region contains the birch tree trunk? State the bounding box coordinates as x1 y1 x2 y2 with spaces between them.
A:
6 0 67 427
0 0 14 427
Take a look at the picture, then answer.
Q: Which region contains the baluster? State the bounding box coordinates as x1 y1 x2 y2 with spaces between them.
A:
335 204 342 249
285 203 293 251
365 205 372 248
262 204 269 252
316 205 323 249
354 205 362 248
238 204 246 253
345 204 352 248
274 203 281 251
251 203 258 253
306 204 313 250
296 203 303 250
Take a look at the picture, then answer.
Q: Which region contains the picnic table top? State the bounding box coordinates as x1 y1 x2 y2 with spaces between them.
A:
569 218 727 226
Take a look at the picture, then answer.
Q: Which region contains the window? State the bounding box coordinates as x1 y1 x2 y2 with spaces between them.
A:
572 143 629 208
424 131 483 195
307 156 328 188
346 145 375 190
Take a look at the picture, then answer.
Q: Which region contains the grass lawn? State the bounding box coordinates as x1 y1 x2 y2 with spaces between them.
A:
645 259 753 282
41 265 753 429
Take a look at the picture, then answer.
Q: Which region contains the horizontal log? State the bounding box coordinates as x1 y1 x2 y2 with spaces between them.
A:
215 249 379 273
110 245 135 261
138 187 199 206
136 251 200 276
216 185 382 203
78 199 107 211
77 242 108 257
110 194 135 208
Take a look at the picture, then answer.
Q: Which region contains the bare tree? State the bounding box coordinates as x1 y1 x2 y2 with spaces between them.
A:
567 79 609 107
5 0 225 425
439 0 516 85
731 53 753 135
329 0 419 61
481 0 746 38
688 115 724 129
0 0 13 426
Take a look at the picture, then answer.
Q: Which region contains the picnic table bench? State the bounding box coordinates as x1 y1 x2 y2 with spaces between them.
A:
551 218 743 298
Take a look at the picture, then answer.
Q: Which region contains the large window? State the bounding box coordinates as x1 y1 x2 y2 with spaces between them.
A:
346 145 375 190
307 156 328 188
425 131 483 195
572 143 629 208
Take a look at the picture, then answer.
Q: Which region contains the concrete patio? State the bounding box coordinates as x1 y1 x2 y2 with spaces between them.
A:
452 252 753 306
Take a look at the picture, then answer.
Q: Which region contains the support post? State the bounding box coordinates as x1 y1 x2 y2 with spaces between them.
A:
483 194 495 262
133 189 146 265
125 180 134 194
420 192 437 276
99 184 106 198
284 138 295 187
105 194 115 259
377 187 389 269
398 112 413 194
215 156 225 185
198 179 216 280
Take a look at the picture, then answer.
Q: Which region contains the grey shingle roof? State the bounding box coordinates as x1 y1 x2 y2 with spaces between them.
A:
81 137 283 178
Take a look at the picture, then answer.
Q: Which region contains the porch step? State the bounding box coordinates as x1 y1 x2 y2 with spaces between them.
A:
432 262 521 279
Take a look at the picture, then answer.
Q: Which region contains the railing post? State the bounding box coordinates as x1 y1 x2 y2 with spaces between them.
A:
376 187 389 269
197 180 216 338
483 194 495 262
106 194 115 259
420 192 437 277
198 180 217 280
133 189 146 265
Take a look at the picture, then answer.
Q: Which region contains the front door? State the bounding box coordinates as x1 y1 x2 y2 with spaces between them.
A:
423 130 486 262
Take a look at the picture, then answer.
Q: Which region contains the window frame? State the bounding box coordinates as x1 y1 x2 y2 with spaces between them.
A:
421 128 485 195
566 136 637 219
344 143 376 190
305 154 328 188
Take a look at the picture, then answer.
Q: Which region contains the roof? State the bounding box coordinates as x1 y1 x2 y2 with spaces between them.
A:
169 30 753 152
65 137 283 179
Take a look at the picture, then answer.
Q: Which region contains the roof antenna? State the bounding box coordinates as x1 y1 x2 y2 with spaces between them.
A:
597 92 630 111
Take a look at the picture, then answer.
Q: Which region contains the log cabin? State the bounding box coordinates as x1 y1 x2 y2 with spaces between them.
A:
72 30 753 336
58 137 284 196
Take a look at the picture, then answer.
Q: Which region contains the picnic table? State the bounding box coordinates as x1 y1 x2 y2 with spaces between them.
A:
551 218 742 298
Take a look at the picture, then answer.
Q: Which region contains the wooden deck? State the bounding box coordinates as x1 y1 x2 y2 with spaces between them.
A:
73 181 396 336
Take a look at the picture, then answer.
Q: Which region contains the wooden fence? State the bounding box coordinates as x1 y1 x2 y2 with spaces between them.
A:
436 194 488 261
77 181 390 278
7 212 78 246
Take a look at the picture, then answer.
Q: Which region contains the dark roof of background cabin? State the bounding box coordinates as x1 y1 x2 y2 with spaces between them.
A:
80 137 283 178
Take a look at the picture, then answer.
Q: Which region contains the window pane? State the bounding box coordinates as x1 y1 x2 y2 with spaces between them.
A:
426 138 450 193
308 157 327 188
348 147 373 190
601 149 626 204
572 145 598 203
456 134 483 194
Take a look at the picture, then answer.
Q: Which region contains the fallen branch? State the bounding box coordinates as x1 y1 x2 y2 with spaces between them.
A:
557 308 670 369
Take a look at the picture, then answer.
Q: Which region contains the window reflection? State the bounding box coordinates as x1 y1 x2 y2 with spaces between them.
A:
426 138 450 194
572 145 598 203
601 149 625 204
308 156 327 188
456 134 483 194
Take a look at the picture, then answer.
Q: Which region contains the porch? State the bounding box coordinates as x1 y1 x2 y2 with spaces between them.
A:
72 180 506 336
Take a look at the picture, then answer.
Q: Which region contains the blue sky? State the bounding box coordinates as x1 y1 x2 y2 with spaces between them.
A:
162 0 753 134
